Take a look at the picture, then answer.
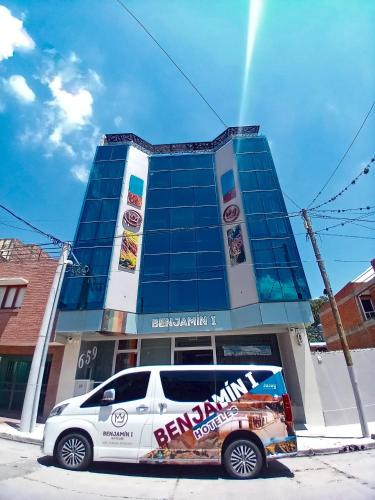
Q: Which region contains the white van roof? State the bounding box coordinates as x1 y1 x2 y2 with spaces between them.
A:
115 365 282 377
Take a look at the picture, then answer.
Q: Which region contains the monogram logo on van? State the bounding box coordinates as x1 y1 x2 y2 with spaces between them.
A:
111 408 128 428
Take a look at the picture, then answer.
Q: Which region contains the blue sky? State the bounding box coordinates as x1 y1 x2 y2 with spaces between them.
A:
0 0 374 298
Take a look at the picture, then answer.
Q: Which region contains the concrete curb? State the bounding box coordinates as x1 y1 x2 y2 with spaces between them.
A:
0 431 42 446
296 441 375 457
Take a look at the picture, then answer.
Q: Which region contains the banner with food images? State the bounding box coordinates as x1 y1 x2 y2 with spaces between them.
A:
227 224 246 265
127 175 144 208
119 230 139 271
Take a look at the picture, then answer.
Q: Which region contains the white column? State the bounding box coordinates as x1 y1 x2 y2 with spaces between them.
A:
55 335 81 403
278 327 325 427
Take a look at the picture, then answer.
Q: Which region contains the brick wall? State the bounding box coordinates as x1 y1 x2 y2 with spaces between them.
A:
0 242 63 416
0 252 58 343
320 279 375 350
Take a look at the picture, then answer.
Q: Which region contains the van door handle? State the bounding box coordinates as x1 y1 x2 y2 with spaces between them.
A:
159 403 167 414
136 405 149 413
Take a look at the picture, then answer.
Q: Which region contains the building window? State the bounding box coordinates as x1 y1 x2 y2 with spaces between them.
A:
138 152 229 313
174 336 214 365
0 286 26 309
115 339 138 372
359 295 375 321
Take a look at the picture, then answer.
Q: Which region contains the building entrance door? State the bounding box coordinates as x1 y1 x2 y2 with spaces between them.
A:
0 355 51 417
139 338 171 366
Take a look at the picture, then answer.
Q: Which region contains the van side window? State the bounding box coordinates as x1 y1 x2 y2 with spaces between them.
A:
215 370 274 396
160 370 216 402
81 371 151 408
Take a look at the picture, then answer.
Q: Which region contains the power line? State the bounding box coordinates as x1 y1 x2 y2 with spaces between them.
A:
294 232 375 240
308 100 375 208
310 211 375 223
281 190 302 210
312 205 375 214
309 155 374 211
0 203 64 247
314 210 375 233
114 0 228 128
64 257 372 279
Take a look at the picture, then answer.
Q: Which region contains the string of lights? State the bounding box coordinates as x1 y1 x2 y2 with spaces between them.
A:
311 205 375 214
308 100 375 208
310 211 375 223
314 209 375 233
309 155 374 211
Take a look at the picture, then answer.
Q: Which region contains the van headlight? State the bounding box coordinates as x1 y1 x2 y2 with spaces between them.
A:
49 403 69 417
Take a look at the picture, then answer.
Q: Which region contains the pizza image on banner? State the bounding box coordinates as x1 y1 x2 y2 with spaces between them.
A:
127 175 144 208
119 230 138 271
227 224 246 266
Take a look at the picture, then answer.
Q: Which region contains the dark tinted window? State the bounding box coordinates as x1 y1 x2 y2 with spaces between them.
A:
160 370 216 402
81 371 150 407
160 369 276 403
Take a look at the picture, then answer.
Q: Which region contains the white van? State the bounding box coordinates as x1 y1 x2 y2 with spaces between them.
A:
43 365 296 479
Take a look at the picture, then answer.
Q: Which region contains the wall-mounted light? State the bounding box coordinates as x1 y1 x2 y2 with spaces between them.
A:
295 331 303 346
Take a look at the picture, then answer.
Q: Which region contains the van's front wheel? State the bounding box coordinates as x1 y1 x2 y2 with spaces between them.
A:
223 439 263 479
55 432 92 471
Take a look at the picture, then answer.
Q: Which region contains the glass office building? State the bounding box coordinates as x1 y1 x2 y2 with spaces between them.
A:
55 127 323 425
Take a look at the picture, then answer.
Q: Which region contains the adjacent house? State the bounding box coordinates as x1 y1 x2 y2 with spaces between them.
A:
320 260 375 349
0 239 63 418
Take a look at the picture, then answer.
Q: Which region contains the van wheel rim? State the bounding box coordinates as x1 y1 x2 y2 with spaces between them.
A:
61 438 86 466
230 444 257 475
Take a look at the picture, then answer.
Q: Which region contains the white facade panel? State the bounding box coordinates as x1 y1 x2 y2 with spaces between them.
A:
105 146 149 312
214 141 258 308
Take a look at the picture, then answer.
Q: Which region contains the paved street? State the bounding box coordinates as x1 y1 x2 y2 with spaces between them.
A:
0 439 374 500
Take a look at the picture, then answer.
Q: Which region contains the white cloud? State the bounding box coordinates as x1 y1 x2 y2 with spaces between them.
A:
70 164 89 183
18 49 103 180
0 5 35 61
5 74 35 102
114 115 123 127
48 75 93 125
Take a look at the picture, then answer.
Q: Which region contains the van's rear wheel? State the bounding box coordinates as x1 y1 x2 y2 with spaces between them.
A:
223 439 263 479
55 432 92 471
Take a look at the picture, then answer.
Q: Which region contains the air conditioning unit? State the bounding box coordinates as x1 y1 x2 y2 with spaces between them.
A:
74 379 95 396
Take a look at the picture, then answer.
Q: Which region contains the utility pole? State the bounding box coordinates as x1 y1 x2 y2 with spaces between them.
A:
301 209 369 438
20 243 71 433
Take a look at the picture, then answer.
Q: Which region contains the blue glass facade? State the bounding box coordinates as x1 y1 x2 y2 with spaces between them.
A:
234 137 310 302
138 153 229 313
59 129 310 317
59 145 128 310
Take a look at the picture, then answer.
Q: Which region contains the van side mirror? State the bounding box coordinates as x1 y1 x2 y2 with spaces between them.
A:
101 388 115 404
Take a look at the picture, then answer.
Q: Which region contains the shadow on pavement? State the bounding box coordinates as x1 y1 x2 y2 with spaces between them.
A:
38 456 294 480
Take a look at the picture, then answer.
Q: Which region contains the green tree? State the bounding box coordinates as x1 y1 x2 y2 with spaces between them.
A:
306 296 328 343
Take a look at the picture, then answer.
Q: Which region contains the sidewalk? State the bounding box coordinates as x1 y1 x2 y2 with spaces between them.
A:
295 421 375 456
1 416 374 456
